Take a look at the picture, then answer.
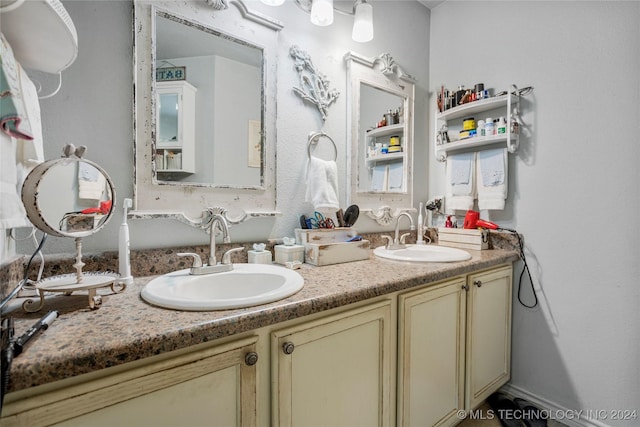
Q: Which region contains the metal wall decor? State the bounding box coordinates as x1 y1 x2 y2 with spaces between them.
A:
206 0 228 10
290 45 339 121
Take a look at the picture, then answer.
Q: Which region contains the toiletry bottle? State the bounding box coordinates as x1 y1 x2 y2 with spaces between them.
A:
485 118 494 136
445 216 453 228
497 117 507 134
119 198 134 285
477 119 485 137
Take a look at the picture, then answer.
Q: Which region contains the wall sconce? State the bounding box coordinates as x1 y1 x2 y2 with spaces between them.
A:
260 0 374 42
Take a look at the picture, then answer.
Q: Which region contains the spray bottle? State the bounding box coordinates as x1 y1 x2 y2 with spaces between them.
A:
119 198 133 285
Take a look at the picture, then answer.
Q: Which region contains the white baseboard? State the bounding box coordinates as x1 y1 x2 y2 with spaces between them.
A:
500 384 612 427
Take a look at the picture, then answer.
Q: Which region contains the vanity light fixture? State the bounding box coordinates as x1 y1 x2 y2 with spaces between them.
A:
261 0 374 42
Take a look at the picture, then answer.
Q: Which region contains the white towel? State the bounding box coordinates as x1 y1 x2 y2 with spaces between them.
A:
15 63 44 186
0 132 29 229
477 147 508 210
388 162 403 192
0 34 43 229
371 164 386 192
0 33 33 141
305 156 339 210
445 152 476 211
78 162 106 202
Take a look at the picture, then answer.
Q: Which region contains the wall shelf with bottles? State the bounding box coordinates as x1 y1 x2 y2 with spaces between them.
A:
434 93 519 162
366 123 405 165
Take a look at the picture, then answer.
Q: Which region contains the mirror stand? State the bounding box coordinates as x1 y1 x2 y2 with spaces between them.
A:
20 145 125 312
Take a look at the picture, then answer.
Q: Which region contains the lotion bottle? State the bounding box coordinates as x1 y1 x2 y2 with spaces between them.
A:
119 198 133 285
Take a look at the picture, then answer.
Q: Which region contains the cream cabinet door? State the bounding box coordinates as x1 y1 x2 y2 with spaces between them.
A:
397 277 466 427
271 300 393 427
2 337 258 427
465 265 513 410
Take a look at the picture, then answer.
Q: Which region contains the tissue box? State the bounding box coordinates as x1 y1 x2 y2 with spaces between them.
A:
295 227 360 245
274 245 304 265
248 250 272 264
295 228 370 266
303 239 370 266
437 227 488 250
64 214 103 232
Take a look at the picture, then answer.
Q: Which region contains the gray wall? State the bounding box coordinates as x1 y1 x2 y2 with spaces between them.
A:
430 1 639 423
20 0 430 254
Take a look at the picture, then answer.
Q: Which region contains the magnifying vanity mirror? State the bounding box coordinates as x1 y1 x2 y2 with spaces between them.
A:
345 52 416 224
20 145 124 312
133 1 282 221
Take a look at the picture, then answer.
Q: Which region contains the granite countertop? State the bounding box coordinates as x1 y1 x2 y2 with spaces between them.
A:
4 247 519 394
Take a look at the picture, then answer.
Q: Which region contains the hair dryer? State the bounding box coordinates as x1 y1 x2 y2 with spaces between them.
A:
463 210 500 230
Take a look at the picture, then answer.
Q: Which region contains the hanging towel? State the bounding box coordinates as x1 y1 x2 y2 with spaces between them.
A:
477 147 508 210
305 156 339 210
0 33 34 140
0 131 29 229
78 162 106 202
371 164 387 192
388 162 403 192
15 62 44 186
445 152 476 211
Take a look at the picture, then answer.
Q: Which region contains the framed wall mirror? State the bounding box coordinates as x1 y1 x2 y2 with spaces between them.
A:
345 52 416 224
133 1 281 221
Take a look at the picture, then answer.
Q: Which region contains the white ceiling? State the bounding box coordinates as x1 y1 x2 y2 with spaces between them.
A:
417 0 445 10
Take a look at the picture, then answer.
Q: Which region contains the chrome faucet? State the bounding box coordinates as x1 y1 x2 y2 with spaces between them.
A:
177 213 244 275
208 214 230 266
383 212 415 250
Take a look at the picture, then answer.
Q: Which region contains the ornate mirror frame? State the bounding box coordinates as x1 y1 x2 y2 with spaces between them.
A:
132 0 282 222
345 51 416 225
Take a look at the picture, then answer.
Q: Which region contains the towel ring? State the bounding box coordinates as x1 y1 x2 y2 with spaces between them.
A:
307 131 337 161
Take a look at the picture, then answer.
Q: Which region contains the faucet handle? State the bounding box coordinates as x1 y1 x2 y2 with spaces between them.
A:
381 235 392 250
177 253 203 268
399 233 411 245
222 247 244 265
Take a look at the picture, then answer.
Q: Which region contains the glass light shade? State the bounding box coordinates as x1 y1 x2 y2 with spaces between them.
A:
310 0 334 26
260 0 285 5
352 1 373 42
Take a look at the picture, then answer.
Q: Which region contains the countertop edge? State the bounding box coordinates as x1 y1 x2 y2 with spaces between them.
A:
5 249 519 394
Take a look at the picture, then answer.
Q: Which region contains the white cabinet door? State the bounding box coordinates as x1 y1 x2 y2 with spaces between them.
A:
2 337 258 427
155 80 196 173
465 265 513 410
398 277 466 427
271 300 393 427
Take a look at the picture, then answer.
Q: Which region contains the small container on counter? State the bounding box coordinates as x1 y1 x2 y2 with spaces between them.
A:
274 238 304 265
248 243 272 264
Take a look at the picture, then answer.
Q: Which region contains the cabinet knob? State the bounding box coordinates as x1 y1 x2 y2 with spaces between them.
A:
461 284 469 291
245 352 259 366
473 280 482 287
282 341 295 355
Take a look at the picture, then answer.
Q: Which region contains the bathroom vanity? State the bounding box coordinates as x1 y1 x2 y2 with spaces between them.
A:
1 248 517 427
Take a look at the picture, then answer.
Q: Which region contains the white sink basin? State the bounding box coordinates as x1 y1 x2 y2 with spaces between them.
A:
141 264 304 311
374 244 472 263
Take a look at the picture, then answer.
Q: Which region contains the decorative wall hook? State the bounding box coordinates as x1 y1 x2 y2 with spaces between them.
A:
206 0 228 10
365 206 413 226
290 45 339 121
